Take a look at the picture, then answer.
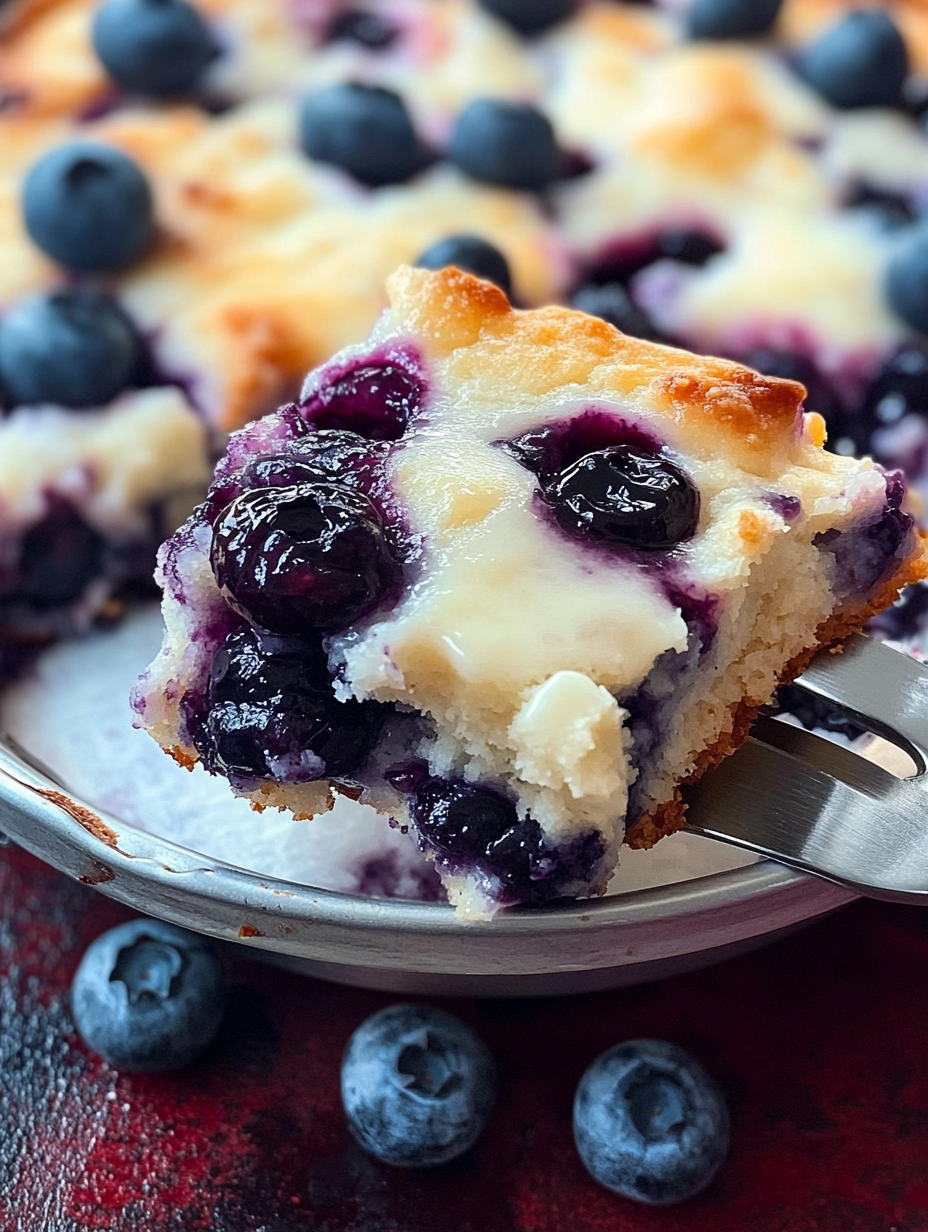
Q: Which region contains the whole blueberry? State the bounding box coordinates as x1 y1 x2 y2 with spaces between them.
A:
686 0 782 40
886 226 928 332
0 288 141 408
448 99 562 192
210 481 397 634
92 0 216 97
865 341 928 423
23 141 154 272
328 9 398 49
573 1039 731 1204
191 626 383 782
411 778 517 862
570 283 659 340
416 234 512 296
544 445 700 550
7 505 105 608
341 1004 496 1166
302 363 424 440
798 11 908 110
299 83 426 187
476 0 574 37
70 919 226 1072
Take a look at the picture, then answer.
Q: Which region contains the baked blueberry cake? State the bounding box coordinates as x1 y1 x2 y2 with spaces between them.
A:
8 0 928 671
134 266 928 916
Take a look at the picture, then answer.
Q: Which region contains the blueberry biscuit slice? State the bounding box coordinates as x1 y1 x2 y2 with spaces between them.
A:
135 267 928 917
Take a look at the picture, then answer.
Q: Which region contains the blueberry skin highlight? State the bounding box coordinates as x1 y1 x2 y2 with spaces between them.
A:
70 919 226 1072
686 0 783 40
416 234 512 296
211 481 397 635
886 226 928 333
92 0 216 97
341 1004 496 1167
23 141 154 272
0 288 140 409
798 10 908 109
448 99 562 191
476 0 574 37
544 445 700 550
573 1039 731 1204
299 83 426 187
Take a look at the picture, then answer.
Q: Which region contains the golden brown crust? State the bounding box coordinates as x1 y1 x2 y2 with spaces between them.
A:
625 538 928 848
388 266 807 453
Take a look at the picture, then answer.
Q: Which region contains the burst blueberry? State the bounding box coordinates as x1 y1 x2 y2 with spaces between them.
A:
191 627 382 782
92 0 216 97
211 481 396 635
301 362 423 439
573 1039 731 1204
544 445 700 550
416 235 512 297
886 226 928 333
798 10 908 109
23 141 154 272
411 777 518 862
448 99 562 191
299 83 426 187
0 288 141 409
476 0 574 37
70 919 226 1072
341 1004 496 1166
686 0 782 40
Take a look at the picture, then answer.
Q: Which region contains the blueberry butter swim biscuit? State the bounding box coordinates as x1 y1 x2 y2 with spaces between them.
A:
8 0 928 675
134 267 928 917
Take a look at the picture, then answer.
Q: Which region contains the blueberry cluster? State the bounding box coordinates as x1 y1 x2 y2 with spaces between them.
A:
191 364 424 787
384 768 604 907
0 143 154 413
71 938 730 1202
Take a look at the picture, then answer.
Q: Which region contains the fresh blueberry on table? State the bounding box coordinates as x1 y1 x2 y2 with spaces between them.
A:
448 99 562 191
70 919 226 1072
92 0 217 97
22 141 154 272
210 481 398 634
798 10 908 110
476 0 575 37
886 226 928 333
686 0 783 41
341 1004 496 1166
543 445 700 550
570 283 659 340
0 287 141 409
573 1039 731 1204
299 83 427 187
416 235 512 296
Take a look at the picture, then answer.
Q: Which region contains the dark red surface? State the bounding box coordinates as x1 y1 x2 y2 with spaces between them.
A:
3 841 928 1232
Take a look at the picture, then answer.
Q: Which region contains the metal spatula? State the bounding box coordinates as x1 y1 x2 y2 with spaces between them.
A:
684 634 928 903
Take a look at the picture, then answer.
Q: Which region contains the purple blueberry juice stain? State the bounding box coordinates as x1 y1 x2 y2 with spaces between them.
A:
814 469 915 603
764 492 803 521
497 408 662 478
582 226 725 288
299 348 426 441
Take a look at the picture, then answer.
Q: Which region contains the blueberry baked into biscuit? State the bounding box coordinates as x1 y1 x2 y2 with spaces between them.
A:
8 0 928 676
134 267 928 917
